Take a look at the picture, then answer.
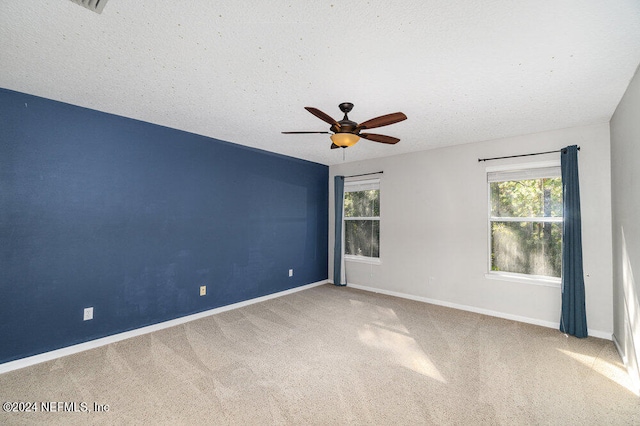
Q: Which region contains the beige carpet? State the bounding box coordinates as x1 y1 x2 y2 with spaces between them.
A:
0 284 638 425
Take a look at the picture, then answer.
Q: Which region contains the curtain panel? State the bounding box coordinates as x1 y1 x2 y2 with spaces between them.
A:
333 176 346 286
560 145 588 338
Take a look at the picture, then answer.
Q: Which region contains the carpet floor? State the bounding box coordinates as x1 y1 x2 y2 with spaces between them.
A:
0 284 638 425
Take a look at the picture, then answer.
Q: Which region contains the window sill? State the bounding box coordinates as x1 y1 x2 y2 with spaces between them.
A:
345 255 381 265
484 272 561 288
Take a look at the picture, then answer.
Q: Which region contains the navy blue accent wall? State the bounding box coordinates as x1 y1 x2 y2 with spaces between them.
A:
0 88 328 364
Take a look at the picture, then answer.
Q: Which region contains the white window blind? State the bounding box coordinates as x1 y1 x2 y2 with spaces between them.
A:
344 178 380 192
487 166 560 183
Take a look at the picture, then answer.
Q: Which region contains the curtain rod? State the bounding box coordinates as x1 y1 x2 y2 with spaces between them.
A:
344 171 383 178
478 147 579 162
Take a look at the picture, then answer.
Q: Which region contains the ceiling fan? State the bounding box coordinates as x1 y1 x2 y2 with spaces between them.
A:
282 103 407 149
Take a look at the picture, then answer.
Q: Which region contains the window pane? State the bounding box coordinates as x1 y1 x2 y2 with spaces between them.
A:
491 221 562 277
491 178 562 217
345 220 379 258
344 190 379 218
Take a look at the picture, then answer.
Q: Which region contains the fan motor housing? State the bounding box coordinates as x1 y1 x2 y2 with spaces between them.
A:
332 120 358 134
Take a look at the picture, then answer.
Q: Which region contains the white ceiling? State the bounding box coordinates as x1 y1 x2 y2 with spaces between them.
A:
1 1 639 166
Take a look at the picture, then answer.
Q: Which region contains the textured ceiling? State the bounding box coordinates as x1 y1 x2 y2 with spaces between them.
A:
1 1 640 166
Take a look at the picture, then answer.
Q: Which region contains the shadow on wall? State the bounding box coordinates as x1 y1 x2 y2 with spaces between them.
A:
621 227 640 392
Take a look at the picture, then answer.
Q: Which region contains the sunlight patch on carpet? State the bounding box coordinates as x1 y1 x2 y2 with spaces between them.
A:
359 323 446 383
557 348 639 396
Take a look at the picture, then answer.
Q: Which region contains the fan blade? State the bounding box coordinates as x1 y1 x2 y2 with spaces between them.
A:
360 133 400 145
357 112 407 130
330 143 340 149
305 107 340 128
282 131 331 134
282 131 331 135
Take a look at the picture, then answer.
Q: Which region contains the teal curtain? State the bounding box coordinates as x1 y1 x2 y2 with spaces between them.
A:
559 145 588 337
333 176 346 286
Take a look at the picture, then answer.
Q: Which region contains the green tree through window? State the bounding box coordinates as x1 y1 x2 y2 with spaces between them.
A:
344 183 380 259
489 169 562 278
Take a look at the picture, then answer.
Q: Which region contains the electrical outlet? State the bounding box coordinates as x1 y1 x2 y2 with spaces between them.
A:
289 269 293 277
200 285 206 296
83 307 93 321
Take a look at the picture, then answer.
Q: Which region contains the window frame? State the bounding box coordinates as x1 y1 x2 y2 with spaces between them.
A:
485 161 562 286
343 178 381 264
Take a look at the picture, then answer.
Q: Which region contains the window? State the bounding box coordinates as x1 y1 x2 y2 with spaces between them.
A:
488 164 562 280
344 179 380 260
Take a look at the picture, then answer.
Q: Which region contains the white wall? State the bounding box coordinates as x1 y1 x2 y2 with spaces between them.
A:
329 123 613 337
610 63 640 390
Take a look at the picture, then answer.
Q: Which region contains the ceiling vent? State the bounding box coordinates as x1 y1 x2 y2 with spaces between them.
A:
69 0 109 14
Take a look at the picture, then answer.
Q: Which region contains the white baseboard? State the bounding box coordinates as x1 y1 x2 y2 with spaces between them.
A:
347 283 612 340
0 280 328 375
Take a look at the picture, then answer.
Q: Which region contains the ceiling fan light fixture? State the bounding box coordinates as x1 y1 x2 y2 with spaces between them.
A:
284 103 406 150
330 133 360 147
